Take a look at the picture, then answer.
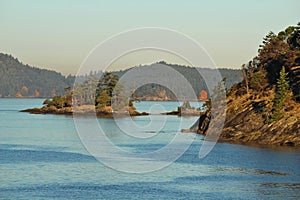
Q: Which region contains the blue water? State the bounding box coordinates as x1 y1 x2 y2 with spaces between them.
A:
0 99 300 199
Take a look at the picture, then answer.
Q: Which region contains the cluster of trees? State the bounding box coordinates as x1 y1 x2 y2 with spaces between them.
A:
95 72 119 108
235 22 300 123
0 53 74 97
72 76 99 105
240 22 300 99
45 72 133 110
80 72 134 110
43 92 72 109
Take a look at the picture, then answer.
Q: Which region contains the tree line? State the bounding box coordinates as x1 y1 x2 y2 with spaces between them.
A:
0 53 242 101
230 22 300 123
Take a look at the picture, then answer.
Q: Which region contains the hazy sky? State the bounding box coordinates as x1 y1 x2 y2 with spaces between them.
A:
0 0 299 75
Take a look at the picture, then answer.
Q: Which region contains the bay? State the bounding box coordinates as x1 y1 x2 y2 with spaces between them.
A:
0 99 299 199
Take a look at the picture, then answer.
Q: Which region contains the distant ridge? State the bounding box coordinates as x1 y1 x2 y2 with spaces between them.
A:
79 61 242 100
0 53 75 98
114 61 242 100
0 53 242 99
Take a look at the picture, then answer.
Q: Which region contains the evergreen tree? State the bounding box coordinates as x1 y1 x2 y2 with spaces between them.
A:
96 91 110 108
268 66 291 123
95 72 119 106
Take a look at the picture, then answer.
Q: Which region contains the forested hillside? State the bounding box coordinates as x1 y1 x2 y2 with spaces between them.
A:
215 22 300 146
116 62 242 100
0 53 74 97
0 53 241 99
79 62 242 100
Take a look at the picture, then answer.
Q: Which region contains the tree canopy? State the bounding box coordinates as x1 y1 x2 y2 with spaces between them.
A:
239 22 300 101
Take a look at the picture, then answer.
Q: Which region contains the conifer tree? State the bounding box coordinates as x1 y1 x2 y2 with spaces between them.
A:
268 66 291 122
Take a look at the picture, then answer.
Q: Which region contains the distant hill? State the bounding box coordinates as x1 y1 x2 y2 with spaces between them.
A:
114 61 242 100
78 62 242 100
0 53 242 99
0 53 75 97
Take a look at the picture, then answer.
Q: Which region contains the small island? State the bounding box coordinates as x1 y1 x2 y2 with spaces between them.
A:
21 72 149 117
163 100 207 116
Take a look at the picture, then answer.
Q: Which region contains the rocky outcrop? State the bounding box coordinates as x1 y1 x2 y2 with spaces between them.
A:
21 105 73 115
21 105 149 117
163 101 203 116
182 111 211 133
222 90 300 146
193 89 300 147
163 109 201 116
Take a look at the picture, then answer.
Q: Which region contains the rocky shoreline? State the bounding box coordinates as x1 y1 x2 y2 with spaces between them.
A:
184 90 300 147
220 91 300 147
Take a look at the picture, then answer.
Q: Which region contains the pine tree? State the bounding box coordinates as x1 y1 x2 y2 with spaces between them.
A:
268 66 291 123
95 72 119 106
96 91 110 109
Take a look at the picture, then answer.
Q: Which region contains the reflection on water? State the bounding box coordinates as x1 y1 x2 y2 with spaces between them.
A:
0 99 299 199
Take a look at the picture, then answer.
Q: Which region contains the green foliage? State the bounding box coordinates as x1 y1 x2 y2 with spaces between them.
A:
43 86 73 108
43 99 53 106
257 23 300 84
51 96 67 108
96 91 110 109
249 70 268 91
95 72 119 107
239 22 300 101
69 72 131 110
43 95 68 108
72 72 133 111
267 66 291 123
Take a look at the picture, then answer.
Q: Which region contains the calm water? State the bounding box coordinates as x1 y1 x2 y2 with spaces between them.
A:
0 99 300 199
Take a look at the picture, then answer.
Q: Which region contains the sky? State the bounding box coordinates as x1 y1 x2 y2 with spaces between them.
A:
0 0 299 75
